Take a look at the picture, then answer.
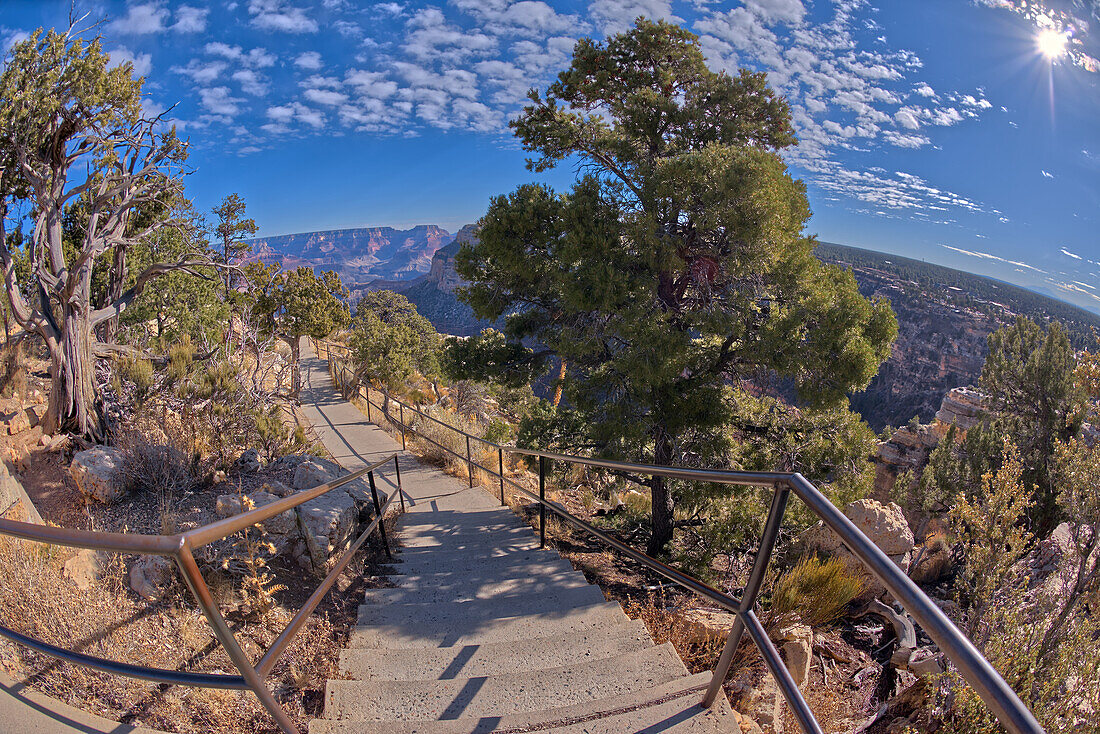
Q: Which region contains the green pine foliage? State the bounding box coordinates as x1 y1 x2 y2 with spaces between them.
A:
454 19 895 553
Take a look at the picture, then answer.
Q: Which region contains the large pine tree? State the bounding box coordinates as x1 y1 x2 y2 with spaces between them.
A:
456 19 897 554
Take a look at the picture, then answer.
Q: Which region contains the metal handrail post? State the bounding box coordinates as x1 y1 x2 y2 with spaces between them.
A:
702 483 790 708
498 447 505 506
368 471 392 559
539 456 547 548
466 435 474 488
173 544 299 734
394 455 405 513
399 404 406 449
365 385 372 422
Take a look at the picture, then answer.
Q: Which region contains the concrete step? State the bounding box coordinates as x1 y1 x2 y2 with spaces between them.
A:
324 644 688 722
356 585 607 620
310 673 733 733
348 601 633 649
381 569 587 592
386 552 575 578
339 620 655 680
365 573 592 604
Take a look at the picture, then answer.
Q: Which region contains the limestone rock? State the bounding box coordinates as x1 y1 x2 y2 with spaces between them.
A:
292 457 340 490
212 469 227 485
249 490 296 535
263 480 295 498
24 405 44 429
64 549 106 591
935 386 985 429
907 648 945 677
216 494 249 518
2 409 30 435
234 448 262 474
70 446 127 503
295 491 361 574
129 556 176 601
779 624 814 688
807 498 914 567
731 709 764 734
676 607 737 646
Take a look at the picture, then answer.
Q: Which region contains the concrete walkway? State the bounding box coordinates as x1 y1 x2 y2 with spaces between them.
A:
299 341 737 733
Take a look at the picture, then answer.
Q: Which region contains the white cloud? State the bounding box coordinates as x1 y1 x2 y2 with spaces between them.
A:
914 83 935 97
232 69 268 96
173 59 227 84
295 51 323 70
205 43 276 67
942 245 1046 273
1041 170 1055 178
248 0 318 33
590 0 680 35
894 108 920 130
266 102 324 128
1061 247 1083 260
173 6 209 32
199 86 245 118
108 47 152 78
108 3 169 34
304 88 349 106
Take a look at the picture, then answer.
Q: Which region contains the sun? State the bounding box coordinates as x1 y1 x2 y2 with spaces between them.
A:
1037 28 1069 59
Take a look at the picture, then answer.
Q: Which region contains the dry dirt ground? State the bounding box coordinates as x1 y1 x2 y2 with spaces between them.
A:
0 348 396 734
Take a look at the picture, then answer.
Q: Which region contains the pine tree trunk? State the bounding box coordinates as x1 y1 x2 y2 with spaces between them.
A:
647 425 675 556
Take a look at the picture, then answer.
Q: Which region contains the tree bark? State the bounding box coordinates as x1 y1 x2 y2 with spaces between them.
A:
44 304 102 440
552 360 567 407
647 424 675 556
290 334 301 397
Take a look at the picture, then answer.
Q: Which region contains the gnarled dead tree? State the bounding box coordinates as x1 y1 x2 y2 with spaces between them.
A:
0 28 210 439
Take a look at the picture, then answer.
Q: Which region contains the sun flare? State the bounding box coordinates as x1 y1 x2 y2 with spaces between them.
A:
1037 28 1069 58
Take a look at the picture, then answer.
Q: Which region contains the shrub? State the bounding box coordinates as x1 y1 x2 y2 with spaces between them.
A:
765 555 865 629
115 418 198 502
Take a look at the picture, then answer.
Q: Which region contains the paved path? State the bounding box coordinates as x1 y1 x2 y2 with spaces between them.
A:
299 341 737 733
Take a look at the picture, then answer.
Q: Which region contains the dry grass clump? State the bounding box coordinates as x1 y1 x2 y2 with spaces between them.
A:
623 595 730 674
765 554 865 630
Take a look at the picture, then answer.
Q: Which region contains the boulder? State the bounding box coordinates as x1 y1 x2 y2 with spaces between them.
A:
249 490 296 535
295 490 361 574
263 480 295 498
24 405 45 429
129 555 176 601
292 457 339 490
676 607 738 646
234 448 262 474
2 409 30 435
807 498 915 576
216 494 250 518
69 446 127 503
64 549 106 591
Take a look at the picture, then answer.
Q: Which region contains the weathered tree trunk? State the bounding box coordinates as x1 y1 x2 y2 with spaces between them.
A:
101 244 126 345
44 305 102 440
647 424 675 556
552 360 567 407
289 334 302 397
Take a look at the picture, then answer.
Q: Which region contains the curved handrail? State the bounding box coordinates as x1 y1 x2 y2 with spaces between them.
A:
0 449 404 734
324 343 1043 734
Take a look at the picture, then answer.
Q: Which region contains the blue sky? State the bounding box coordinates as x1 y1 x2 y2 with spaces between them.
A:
3 0 1099 311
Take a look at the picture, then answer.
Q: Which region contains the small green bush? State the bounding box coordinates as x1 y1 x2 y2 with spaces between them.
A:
766 555 865 629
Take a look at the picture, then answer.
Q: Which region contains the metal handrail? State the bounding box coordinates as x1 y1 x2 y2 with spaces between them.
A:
0 450 405 734
324 343 1043 734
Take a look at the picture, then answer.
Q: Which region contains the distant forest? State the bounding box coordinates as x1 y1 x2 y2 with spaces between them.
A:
816 242 1100 345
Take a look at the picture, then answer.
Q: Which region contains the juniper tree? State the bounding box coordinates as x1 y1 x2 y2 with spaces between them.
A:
252 265 349 396
350 290 441 401
0 29 210 438
456 19 896 554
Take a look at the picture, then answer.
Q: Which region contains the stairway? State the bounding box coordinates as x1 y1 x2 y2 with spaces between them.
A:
308 481 737 733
